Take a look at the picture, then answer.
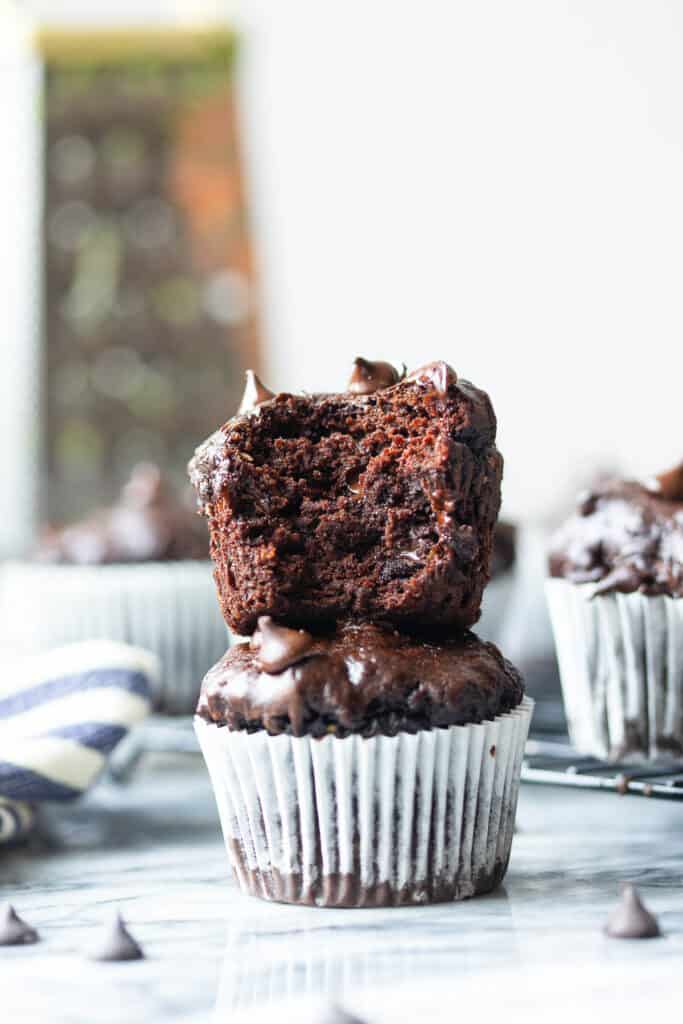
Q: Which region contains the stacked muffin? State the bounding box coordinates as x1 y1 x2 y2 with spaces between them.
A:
189 360 533 906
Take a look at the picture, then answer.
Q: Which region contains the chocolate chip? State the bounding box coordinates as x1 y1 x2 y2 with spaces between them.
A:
605 883 660 939
407 360 457 396
252 616 314 673
0 904 39 946
347 357 401 395
238 370 275 415
87 911 144 962
644 460 683 501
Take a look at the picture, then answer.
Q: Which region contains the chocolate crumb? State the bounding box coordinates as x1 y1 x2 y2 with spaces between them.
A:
0 904 39 946
605 883 660 939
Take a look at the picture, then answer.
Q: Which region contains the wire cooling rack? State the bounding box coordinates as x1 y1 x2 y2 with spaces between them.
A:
522 739 683 800
522 695 683 799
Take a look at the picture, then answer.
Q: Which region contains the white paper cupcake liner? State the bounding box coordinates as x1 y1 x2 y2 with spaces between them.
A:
546 578 683 760
195 696 533 907
0 561 229 714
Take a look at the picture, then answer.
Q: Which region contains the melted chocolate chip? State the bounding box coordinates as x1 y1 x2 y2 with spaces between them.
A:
407 360 457 396
605 884 660 939
0 904 39 946
88 912 144 962
251 616 314 674
347 357 401 395
238 370 275 415
645 460 683 501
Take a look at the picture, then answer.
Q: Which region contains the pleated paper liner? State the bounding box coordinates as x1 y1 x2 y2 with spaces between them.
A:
546 578 683 761
196 696 533 908
0 561 229 714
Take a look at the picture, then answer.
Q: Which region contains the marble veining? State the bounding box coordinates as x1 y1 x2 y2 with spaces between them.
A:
1 749 682 1023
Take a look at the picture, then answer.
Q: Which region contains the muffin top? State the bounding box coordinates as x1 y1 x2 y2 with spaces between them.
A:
36 463 208 565
549 463 683 596
188 359 503 636
197 618 524 738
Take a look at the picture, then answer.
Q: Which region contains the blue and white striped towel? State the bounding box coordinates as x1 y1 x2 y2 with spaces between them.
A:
0 640 158 844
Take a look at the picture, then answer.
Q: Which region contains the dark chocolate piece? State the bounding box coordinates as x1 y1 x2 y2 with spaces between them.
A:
88 912 144 962
316 1005 367 1024
407 360 457 396
251 616 314 673
238 370 275 415
198 623 524 738
35 463 207 565
347 357 400 395
0 904 39 946
644 459 683 502
549 477 683 598
605 884 660 939
189 366 502 635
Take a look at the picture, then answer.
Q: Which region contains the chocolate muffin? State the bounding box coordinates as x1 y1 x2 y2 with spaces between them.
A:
189 360 502 636
198 619 524 737
195 616 531 907
0 465 227 713
36 463 207 565
546 463 683 760
549 474 683 596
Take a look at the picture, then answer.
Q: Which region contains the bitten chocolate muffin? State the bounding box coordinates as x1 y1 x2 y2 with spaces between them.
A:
549 469 683 596
189 360 502 635
36 463 207 565
198 618 524 738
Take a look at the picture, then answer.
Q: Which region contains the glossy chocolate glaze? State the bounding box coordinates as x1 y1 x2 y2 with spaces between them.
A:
549 476 683 597
36 463 208 565
197 622 524 737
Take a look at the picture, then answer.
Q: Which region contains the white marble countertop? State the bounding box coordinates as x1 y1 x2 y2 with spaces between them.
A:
2 743 683 1024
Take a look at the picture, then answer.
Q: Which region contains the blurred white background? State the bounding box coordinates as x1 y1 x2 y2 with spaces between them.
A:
7 0 683 533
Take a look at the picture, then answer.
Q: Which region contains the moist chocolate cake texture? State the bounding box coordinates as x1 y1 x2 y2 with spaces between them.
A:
198 618 524 738
189 359 503 635
549 466 683 597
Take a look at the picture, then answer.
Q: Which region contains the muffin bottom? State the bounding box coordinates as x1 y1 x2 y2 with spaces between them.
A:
196 697 533 908
225 837 509 907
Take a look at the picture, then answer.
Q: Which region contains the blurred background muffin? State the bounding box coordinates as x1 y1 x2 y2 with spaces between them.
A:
547 465 683 761
0 464 228 713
